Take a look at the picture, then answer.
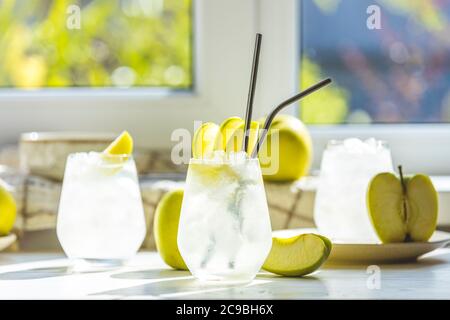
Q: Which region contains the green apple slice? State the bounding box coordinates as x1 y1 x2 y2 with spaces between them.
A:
367 167 438 243
262 233 331 277
192 122 220 159
213 117 260 155
315 234 333 257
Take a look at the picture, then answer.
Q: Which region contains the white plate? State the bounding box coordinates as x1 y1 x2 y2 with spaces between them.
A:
273 228 450 264
0 234 16 251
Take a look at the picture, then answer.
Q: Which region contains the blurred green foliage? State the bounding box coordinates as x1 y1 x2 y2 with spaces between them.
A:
300 57 349 124
0 0 192 88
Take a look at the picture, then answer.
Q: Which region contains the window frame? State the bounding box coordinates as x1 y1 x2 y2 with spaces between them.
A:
0 0 267 148
293 0 450 175
0 0 449 175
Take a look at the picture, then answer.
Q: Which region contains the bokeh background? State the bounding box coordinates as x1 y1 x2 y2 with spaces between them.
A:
0 0 192 88
0 0 449 123
300 0 450 124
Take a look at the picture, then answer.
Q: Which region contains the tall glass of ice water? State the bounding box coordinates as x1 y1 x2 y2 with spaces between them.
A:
57 152 146 267
314 139 394 243
178 152 272 284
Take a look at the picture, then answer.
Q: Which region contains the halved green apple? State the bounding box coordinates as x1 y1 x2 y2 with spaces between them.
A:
262 233 331 277
366 166 438 243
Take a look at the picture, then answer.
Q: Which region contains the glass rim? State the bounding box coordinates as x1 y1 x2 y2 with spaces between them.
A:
326 139 389 148
189 156 260 165
68 151 133 161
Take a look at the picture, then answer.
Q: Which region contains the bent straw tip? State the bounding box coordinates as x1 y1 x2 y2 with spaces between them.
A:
251 77 333 157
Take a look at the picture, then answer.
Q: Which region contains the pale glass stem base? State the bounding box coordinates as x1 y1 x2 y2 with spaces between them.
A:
193 270 255 285
69 258 125 273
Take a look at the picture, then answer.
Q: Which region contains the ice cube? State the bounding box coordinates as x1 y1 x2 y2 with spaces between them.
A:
227 151 247 164
363 138 378 153
343 138 365 153
211 150 227 162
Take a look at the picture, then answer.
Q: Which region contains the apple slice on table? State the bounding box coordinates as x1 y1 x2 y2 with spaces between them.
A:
262 233 331 277
367 166 438 243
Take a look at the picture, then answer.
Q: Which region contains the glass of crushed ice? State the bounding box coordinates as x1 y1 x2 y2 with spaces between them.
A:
314 138 394 243
57 152 146 269
177 150 272 284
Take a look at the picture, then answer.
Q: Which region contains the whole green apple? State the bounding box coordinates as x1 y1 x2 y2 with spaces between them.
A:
258 115 313 182
0 182 16 236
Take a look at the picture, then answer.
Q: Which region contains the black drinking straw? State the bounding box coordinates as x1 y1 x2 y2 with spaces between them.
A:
242 33 263 153
250 78 332 158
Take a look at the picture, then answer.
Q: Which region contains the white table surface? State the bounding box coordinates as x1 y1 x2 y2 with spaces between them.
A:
0 250 450 300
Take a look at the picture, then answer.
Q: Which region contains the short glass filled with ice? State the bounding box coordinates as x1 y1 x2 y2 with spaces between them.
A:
177 151 272 284
314 138 394 243
57 152 146 267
